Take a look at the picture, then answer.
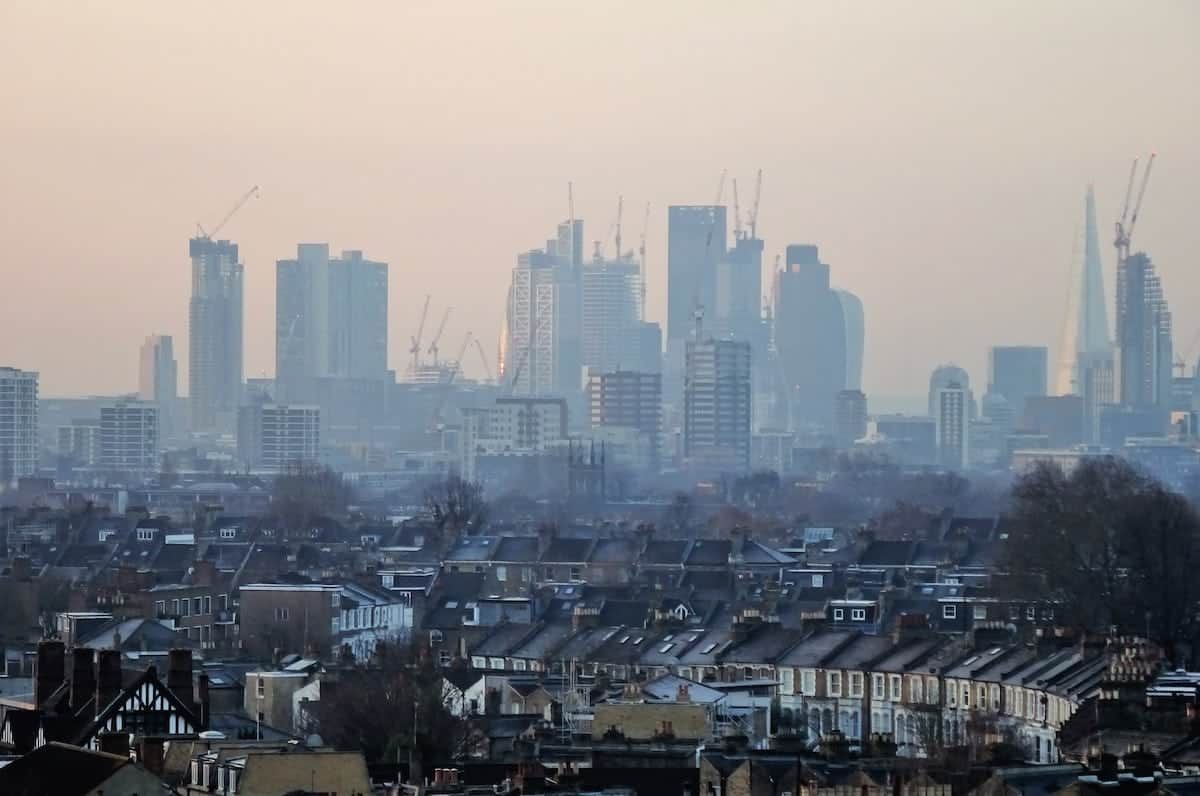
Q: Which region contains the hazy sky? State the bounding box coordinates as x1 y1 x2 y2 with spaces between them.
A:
2 1 1197 403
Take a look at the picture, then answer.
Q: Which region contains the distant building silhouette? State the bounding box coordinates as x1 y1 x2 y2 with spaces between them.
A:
188 238 243 432
1116 251 1173 431
934 380 969 470
774 245 863 432
834 389 867 450
988 346 1047 421
138 334 178 439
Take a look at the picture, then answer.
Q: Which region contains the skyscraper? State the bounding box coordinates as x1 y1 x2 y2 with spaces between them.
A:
774 245 863 431
1116 251 1173 429
717 232 765 349
139 335 178 437
1055 188 1115 442
988 346 1047 421
0 367 38 486
328 250 389 382
834 389 868 449
684 338 751 473
928 364 973 419
188 237 243 432
667 206 726 344
506 220 582 398
581 255 642 374
276 243 331 403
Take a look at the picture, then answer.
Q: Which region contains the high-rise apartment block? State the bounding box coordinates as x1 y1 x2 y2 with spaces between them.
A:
328 250 388 381
0 367 38 485
189 238 243 431
237 402 321 472
935 382 969 470
587 370 662 472
99 399 159 476
57 419 101 467
988 346 1048 422
459 397 569 482
667 206 726 345
684 338 751 473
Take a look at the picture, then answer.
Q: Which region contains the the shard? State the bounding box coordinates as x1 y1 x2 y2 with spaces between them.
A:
1055 186 1114 441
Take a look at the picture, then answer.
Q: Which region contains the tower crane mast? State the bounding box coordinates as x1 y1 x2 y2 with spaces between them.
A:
409 294 431 373
197 185 260 240
427 306 452 365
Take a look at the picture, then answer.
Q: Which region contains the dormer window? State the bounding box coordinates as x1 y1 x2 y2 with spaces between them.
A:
137 528 155 542
220 528 237 540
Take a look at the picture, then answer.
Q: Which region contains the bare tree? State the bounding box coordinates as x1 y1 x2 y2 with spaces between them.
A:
424 475 488 537
272 463 354 532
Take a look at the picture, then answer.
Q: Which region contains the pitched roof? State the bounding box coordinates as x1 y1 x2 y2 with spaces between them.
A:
0 742 138 796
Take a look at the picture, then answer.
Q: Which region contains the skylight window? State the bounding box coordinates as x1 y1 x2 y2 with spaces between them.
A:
633 637 645 646
663 634 674 642
446 600 458 609
702 643 718 654
659 644 675 654
619 635 630 644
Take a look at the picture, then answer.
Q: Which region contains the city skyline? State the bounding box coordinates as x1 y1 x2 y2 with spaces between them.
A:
2 2 1196 400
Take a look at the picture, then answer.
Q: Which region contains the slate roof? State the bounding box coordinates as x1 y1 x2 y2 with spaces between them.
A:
540 538 593 564
857 540 916 567
777 630 858 667
491 536 540 563
641 540 690 566
77 618 198 652
445 536 498 562
590 538 638 565
0 742 138 796
686 539 731 566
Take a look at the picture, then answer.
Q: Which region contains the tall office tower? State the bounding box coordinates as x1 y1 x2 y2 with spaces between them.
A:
667 206 726 344
99 399 159 476
328 250 388 381
934 381 969 470
774 245 863 431
718 233 765 348
581 256 642 374
0 367 38 486
874 414 937 466
684 338 751 473
1055 188 1115 442
189 237 244 432
834 389 868 449
988 346 1048 422
834 290 865 391
276 243 331 403
928 363 974 419
506 221 583 398
1116 251 1173 429
139 335 178 438
237 402 321 472
587 370 662 472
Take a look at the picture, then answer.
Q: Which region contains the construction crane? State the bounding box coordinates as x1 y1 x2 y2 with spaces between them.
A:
409 294 431 373
1114 153 1156 265
474 338 495 383
714 169 727 206
638 202 650 319
196 185 259 240
430 331 473 430
614 195 624 261
732 178 742 239
505 347 529 397
427 306 452 365
749 169 763 240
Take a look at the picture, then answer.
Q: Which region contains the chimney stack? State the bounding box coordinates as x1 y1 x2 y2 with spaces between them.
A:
34 640 66 708
197 672 210 729
167 649 194 712
97 649 122 713
71 647 96 714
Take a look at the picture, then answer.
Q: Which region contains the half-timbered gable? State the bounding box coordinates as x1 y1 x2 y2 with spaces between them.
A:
77 665 202 748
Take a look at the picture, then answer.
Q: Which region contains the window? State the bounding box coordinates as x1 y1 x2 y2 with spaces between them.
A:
1009 604 1020 620
331 591 340 608
962 684 970 708
220 594 229 610
496 566 507 582
889 675 902 701
1027 605 1037 620
182 599 191 617
331 617 339 634
274 607 289 621
220 528 237 539
203 596 211 615
137 528 155 541
800 669 817 696
911 677 923 703
973 605 987 620
828 671 842 697
171 599 180 615
979 685 988 708
942 604 957 620
155 600 166 616
256 678 265 698
849 672 863 698
472 656 486 669
991 684 1001 711
513 659 527 671
194 597 203 615
570 567 581 580
780 668 795 695
439 651 451 667
833 608 844 621
851 608 866 622
927 677 939 704
812 573 824 588
947 680 957 707
873 674 885 700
